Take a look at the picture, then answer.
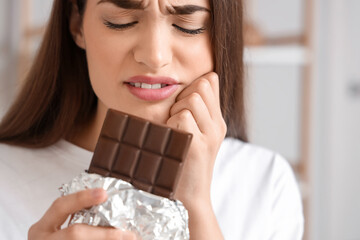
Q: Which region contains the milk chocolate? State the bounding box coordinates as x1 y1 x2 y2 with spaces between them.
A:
88 109 192 199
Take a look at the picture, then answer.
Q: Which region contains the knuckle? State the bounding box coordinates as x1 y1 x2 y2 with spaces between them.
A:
197 79 211 92
178 109 192 121
67 224 83 239
167 116 180 129
208 72 219 82
188 93 202 105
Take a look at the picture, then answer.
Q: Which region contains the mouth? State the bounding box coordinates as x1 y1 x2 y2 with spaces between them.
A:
126 82 169 89
125 75 179 101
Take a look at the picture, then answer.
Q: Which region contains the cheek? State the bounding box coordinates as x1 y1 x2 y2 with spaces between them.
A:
175 35 214 80
84 29 128 81
82 21 135 100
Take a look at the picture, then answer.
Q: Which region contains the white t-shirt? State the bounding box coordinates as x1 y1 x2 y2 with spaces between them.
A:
0 138 304 239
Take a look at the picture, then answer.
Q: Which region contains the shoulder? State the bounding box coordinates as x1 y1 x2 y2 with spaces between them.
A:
0 140 92 165
215 138 300 197
216 137 293 179
0 143 42 178
0 142 61 176
0 140 92 191
213 138 304 239
0 142 64 164
0 142 34 159
0 143 58 187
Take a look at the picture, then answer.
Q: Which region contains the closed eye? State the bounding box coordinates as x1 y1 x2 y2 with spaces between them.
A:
103 20 138 30
172 24 206 35
103 20 205 35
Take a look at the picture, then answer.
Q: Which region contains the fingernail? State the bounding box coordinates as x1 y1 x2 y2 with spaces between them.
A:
91 188 104 199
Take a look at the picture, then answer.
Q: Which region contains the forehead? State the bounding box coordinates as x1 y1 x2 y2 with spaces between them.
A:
96 0 210 8
165 0 209 5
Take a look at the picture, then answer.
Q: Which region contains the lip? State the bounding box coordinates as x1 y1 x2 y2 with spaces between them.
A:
125 75 179 101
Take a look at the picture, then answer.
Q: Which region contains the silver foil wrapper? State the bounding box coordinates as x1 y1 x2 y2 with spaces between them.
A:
60 173 189 240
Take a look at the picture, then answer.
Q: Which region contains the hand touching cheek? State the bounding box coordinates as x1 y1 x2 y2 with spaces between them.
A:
166 72 227 208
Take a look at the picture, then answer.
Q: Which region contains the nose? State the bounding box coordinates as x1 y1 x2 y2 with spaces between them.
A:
133 23 172 70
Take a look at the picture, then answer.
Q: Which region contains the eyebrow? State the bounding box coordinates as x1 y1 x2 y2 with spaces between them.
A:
168 5 210 15
97 0 210 14
97 0 143 9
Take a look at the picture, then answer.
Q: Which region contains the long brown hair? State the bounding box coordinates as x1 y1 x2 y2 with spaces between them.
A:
0 0 247 148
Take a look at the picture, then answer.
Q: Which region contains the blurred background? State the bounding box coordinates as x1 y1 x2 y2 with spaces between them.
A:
0 0 359 239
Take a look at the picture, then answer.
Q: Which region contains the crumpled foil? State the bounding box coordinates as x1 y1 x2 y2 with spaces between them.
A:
60 173 189 240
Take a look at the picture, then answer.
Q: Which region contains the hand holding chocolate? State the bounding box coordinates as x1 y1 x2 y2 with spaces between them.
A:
61 109 192 239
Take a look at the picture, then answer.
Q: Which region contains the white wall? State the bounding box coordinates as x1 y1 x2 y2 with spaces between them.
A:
245 0 305 167
311 0 360 239
248 0 304 37
0 0 52 118
247 0 360 239
0 0 18 118
247 64 302 164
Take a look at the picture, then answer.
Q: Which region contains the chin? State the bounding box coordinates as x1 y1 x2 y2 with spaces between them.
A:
117 103 171 125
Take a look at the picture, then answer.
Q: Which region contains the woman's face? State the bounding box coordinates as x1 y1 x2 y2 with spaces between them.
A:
76 0 213 123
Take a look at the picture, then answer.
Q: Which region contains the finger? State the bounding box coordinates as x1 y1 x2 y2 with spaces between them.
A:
39 188 107 230
170 92 212 133
176 73 221 118
167 109 200 136
178 72 219 101
53 224 137 240
206 72 220 100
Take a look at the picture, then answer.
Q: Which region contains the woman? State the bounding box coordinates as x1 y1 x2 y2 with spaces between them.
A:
0 0 304 239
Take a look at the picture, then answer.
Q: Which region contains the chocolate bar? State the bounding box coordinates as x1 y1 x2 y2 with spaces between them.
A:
88 109 192 199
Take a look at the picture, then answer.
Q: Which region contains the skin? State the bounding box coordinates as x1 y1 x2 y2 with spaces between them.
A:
29 0 226 239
